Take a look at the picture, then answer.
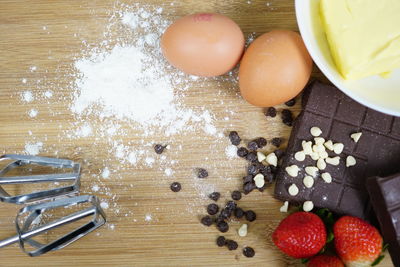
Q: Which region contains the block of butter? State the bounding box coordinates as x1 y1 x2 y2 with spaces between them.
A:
320 0 400 80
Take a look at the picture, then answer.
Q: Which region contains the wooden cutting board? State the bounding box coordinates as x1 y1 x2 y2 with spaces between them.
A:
0 0 393 266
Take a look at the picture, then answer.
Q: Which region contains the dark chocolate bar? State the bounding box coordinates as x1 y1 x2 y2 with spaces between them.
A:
367 174 400 267
274 81 400 219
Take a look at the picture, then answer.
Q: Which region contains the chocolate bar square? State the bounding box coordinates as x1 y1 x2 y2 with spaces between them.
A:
274 81 400 219
367 174 400 267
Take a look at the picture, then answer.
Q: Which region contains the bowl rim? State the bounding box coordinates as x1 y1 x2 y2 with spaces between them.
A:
295 0 400 116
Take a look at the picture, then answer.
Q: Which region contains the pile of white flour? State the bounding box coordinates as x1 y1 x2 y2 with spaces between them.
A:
71 8 218 136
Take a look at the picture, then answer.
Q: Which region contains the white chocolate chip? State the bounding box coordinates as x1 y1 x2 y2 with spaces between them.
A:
294 151 306 161
313 144 325 153
351 132 362 143
326 156 340 166
319 151 329 159
317 158 326 170
266 152 278 167
324 140 334 151
288 184 299 196
314 137 325 145
303 176 314 188
253 173 265 188
310 127 322 137
311 152 320 160
302 141 313 155
305 166 319 177
303 201 314 212
257 151 266 162
285 165 299 177
280 201 289 213
321 172 332 183
238 224 248 237
346 156 356 167
333 143 344 154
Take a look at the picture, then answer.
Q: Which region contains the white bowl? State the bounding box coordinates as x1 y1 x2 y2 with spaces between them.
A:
295 0 400 116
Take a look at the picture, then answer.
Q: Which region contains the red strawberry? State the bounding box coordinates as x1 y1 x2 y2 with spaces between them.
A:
272 212 327 258
307 255 344 267
333 216 383 267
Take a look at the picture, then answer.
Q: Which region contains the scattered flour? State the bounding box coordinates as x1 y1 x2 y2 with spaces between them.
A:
102 167 110 179
145 157 155 166
100 201 109 209
22 91 33 102
92 184 100 192
44 90 53 98
76 124 92 137
164 168 173 176
28 109 38 118
225 145 238 159
127 151 138 165
24 142 43 155
144 213 152 222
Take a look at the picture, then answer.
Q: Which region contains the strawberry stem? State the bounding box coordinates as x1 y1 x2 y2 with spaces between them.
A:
371 254 385 266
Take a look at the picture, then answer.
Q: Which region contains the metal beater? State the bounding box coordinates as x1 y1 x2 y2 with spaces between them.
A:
0 155 106 256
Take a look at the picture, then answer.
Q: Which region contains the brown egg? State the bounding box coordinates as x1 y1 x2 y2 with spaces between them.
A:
161 13 245 77
239 30 313 107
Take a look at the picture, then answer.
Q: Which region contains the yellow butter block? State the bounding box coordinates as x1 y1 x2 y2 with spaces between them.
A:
320 0 400 80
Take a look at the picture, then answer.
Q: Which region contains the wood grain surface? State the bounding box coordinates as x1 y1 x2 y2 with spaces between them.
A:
0 0 394 266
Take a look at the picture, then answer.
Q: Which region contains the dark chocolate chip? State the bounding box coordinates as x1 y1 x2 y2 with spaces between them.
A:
219 208 231 220
274 149 285 160
201 216 213 226
237 147 249 158
245 210 257 222
243 182 256 195
234 207 244 218
207 203 219 215
216 221 229 233
243 175 254 184
255 137 267 148
264 107 277 118
285 98 296 107
264 172 275 183
231 191 242 201
154 144 166 154
197 168 208 178
225 201 237 212
247 164 260 175
216 236 226 247
283 120 293 127
228 131 241 146
243 247 255 257
259 165 271 176
246 152 258 162
271 137 282 147
247 141 258 151
226 240 238 250
209 192 221 202
281 109 293 127
170 182 181 192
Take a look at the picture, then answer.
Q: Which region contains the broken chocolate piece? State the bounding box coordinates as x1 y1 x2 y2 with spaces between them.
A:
274 81 400 220
367 174 400 267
